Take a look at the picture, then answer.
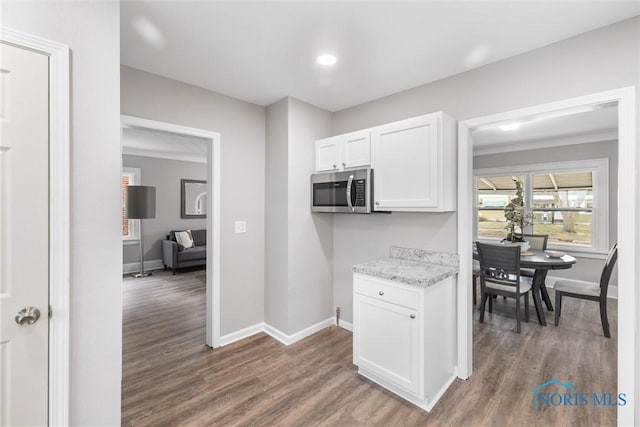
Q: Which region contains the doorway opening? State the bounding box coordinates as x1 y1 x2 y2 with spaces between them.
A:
120 115 221 348
457 87 637 424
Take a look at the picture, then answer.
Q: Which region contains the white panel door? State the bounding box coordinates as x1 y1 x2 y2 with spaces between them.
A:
372 115 439 210
354 294 420 395
341 130 370 169
0 42 50 426
315 136 340 172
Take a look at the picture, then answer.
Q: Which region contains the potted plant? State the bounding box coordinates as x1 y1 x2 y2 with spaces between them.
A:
503 177 531 250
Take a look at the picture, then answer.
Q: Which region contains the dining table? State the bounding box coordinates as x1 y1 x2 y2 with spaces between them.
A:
473 248 577 326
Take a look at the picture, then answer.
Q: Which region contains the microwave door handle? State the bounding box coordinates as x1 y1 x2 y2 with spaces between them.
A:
346 175 355 212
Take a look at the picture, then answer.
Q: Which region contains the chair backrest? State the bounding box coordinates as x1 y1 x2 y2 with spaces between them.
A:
600 243 618 297
523 234 548 251
476 242 522 292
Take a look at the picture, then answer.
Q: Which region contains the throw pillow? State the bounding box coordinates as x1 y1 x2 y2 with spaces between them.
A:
175 230 194 249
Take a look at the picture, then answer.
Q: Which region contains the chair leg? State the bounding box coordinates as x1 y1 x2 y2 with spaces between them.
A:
479 293 488 323
554 292 562 326
172 268 176 276
472 275 477 305
488 294 493 313
524 293 530 322
600 299 611 338
515 294 521 333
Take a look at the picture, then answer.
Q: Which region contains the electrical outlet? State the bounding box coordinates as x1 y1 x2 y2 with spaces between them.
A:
234 221 247 234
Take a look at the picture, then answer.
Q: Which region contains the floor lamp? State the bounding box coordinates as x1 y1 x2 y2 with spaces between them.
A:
126 185 156 278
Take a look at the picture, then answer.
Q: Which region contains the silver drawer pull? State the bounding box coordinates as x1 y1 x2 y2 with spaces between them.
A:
378 291 384 296
410 314 416 319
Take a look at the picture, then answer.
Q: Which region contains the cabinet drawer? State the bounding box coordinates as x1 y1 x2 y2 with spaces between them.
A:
354 275 420 310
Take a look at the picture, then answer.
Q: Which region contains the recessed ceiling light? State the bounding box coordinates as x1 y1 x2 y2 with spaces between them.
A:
317 54 337 66
500 122 522 131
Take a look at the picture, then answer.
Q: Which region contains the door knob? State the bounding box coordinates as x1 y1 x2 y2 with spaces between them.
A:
15 306 41 326
410 314 416 319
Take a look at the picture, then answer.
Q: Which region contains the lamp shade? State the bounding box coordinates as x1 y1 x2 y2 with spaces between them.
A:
126 186 156 219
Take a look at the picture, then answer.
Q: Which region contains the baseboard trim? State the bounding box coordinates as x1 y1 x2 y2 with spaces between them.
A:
122 259 164 274
264 317 335 346
219 317 338 348
545 275 618 299
337 319 353 332
219 322 265 346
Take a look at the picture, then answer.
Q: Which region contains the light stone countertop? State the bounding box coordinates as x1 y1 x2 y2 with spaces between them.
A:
352 247 459 288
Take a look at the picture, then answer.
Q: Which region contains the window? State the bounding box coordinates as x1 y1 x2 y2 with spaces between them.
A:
122 167 141 241
475 159 609 253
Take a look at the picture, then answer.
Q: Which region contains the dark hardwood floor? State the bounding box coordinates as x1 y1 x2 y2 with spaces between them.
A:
122 270 617 426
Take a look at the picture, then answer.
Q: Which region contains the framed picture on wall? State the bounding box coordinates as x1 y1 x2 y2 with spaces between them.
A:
181 179 207 219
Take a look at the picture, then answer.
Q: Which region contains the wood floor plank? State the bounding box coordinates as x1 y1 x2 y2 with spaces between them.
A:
122 269 616 426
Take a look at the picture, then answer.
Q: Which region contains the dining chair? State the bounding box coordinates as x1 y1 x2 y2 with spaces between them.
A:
553 243 618 338
476 242 532 333
472 260 480 305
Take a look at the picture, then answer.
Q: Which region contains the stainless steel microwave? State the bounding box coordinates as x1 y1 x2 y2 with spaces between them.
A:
310 168 372 213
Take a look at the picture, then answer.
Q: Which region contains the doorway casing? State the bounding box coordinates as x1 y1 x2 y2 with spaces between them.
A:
456 86 637 425
120 115 222 348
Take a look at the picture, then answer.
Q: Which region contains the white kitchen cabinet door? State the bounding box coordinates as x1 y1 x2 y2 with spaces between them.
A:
354 294 421 395
370 112 456 212
372 114 440 210
341 130 370 169
315 136 341 172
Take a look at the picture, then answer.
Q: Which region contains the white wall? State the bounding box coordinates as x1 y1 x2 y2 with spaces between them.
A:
331 17 640 324
121 66 266 335
265 98 334 334
122 155 207 264
2 2 122 424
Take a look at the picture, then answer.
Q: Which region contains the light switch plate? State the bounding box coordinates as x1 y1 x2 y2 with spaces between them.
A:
234 221 247 234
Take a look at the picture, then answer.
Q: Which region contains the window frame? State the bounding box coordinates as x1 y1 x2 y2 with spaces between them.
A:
122 167 141 243
473 158 609 255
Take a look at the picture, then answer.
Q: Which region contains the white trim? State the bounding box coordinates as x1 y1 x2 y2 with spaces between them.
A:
473 129 617 156
219 323 265 346
474 158 609 252
457 86 637 425
0 27 72 427
120 115 223 349
122 259 164 275
264 318 335 346
122 146 206 164
337 319 353 332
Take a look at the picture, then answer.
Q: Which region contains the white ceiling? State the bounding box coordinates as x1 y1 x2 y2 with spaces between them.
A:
472 105 618 154
120 1 639 112
122 126 208 163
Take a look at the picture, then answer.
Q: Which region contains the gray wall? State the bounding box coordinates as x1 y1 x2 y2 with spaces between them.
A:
122 155 207 264
331 17 640 324
121 66 266 336
265 98 333 335
288 98 334 333
474 140 619 286
265 98 290 332
3 2 122 424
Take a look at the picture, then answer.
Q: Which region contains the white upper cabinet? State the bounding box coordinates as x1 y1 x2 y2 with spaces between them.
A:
371 112 456 212
315 130 371 172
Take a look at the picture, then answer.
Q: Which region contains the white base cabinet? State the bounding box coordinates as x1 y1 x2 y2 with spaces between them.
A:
353 273 456 411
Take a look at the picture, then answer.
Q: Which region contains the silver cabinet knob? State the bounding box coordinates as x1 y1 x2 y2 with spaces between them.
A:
410 314 416 319
333 164 337 169
375 202 380 206
342 162 346 167
15 306 41 326
378 291 384 296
